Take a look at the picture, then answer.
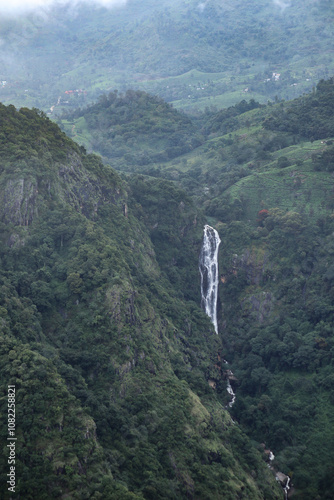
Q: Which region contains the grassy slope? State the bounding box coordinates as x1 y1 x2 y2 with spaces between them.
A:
60 82 334 223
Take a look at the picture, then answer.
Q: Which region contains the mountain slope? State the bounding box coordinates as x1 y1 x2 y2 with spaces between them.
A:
0 104 281 499
56 77 334 498
60 89 202 169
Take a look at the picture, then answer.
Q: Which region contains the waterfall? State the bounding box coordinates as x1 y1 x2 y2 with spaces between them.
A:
284 477 291 500
226 379 236 407
199 225 221 334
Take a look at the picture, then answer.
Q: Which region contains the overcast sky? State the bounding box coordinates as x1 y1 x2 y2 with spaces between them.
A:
0 0 127 15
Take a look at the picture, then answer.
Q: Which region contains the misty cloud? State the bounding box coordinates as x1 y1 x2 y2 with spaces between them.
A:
0 0 127 15
272 0 291 11
197 1 208 13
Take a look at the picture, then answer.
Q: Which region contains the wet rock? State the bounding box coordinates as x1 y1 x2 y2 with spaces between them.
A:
276 471 289 487
1 178 38 226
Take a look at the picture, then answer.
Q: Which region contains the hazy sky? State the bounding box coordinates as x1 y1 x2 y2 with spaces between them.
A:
273 0 291 10
0 0 127 15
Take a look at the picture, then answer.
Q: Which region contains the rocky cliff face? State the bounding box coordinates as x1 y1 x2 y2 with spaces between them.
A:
1 177 38 226
0 154 124 227
219 244 276 331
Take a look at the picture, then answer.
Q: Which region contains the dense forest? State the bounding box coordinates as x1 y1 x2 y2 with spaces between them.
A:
60 90 201 168
59 77 334 499
0 103 282 499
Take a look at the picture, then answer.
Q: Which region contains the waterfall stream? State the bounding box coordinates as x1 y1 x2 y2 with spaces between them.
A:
199 228 291 497
199 226 291 496
199 225 221 334
284 477 291 499
226 379 236 408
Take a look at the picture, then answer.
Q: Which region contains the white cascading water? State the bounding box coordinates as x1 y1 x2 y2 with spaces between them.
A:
226 379 236 408
199 225 221 334
284 477 291 500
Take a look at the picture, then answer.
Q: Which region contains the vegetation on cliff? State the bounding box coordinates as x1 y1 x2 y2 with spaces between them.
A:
57 76 334 498
2 71 334 498
0 104 281 499
1 1 334 496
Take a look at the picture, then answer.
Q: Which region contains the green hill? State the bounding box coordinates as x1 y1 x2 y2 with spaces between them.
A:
0 103 281 499
60 90 201 170
59 78 334 226
55 77 334 498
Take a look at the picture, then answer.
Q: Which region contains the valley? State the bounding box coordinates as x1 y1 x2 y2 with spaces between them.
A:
0 1 334 499
0 0 333 114
0 73 333 500
58 75 334 499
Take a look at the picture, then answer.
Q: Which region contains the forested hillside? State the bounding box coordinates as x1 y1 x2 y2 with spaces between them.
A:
57 77 334 499
60 90 202 169
0 104 282 499
215 78 334 499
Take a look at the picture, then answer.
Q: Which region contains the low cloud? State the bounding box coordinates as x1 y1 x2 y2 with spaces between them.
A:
0 0 127 15
197 1 208 13
272 0 291 11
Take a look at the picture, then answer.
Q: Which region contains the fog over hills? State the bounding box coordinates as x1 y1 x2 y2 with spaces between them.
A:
0 0 127 15
0 0 333 113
